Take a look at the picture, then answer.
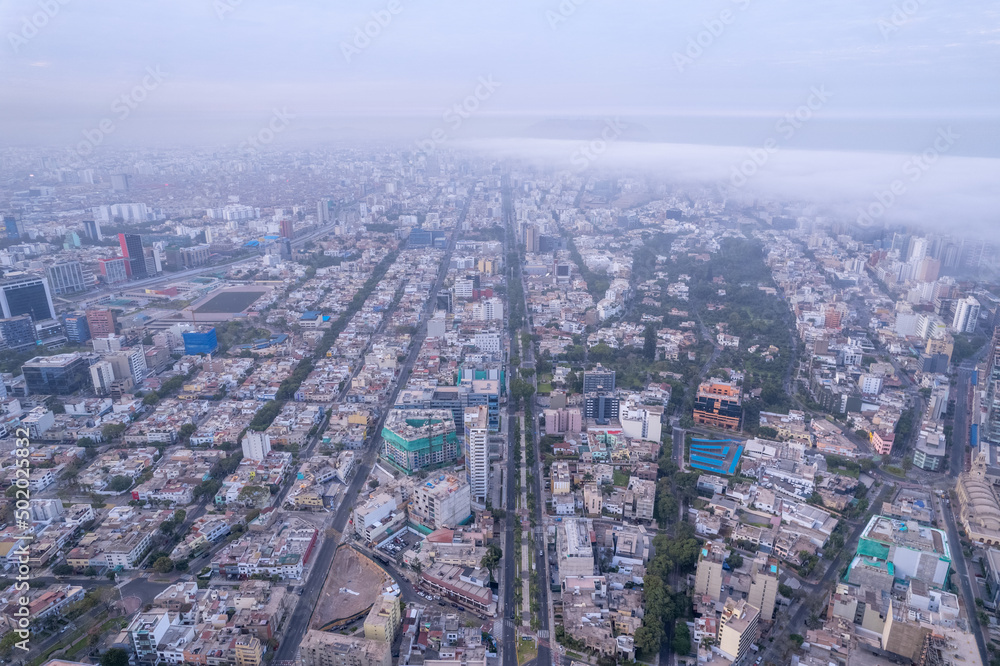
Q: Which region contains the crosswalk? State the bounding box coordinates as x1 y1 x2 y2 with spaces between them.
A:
537 629 549 639
494 618 513 640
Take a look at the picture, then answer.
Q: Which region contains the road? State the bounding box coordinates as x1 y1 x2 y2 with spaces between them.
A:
501 172 553 666
272 200 465 662
501 174 520 666
952 364 973 477
937 364 987 662
671 419 685 471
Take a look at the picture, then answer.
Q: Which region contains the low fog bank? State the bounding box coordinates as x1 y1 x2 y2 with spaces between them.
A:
462 137 1000 237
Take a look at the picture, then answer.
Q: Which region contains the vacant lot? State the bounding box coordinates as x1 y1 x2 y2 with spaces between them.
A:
193 290 266 313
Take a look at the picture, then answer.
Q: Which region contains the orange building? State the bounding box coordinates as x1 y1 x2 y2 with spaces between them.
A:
693 381 743 430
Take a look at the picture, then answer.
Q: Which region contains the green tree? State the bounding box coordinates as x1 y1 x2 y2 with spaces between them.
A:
511 377 535 404
633 624 661 655
480 544 502 583
101 648 131 666
77 436 96 447
143 392 160 406
152 556 174 574
0 631 22 654
725 552 744 570
102 422 127 442
672 622 692 656
643 324 657 361
107 475 133 492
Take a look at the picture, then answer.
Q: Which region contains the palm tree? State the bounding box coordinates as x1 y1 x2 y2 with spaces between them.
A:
480 544 502 584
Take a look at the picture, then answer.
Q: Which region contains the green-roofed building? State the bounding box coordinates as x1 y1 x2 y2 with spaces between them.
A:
381 409 459 474
856 538 891 561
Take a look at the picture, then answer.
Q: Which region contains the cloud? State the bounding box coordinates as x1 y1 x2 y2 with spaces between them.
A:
461 137 1000 237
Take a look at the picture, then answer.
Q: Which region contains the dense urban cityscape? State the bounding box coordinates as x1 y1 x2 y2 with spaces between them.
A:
0 146 994 666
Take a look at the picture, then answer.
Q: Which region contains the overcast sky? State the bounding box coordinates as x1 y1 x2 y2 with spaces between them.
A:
2 1 998 232
2 0 998 142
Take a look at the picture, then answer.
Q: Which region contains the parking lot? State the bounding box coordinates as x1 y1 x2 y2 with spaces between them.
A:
378 529 424 558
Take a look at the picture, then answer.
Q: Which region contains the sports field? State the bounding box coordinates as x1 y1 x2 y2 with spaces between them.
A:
193 289 266 313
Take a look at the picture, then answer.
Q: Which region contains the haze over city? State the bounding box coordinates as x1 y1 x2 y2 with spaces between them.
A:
1 3 999 666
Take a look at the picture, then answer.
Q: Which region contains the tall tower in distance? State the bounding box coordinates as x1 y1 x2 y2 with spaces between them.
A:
118 233 147 279
984 326 1000 445
110 173 131 191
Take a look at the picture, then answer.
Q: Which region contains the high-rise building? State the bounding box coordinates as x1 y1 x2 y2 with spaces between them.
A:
984 327 1000 445
118 233 147 278
242 431 272 461
234 636 264 666
0 315 36 350
693 381 743 430
908 237 929 263
917 256 941 282
0 274 56 321
463 405 490 506
279 218 294 239
381 409 459 475
525 224 539 252
62 311 91 344
22 353 90 395
583 364 616 394
85 308 117 337
98 257 128 285
182 328 218 355
363 594 401 644
92 334 124 352
694 541 727 602
472 297 503 321
110 173 131 191
584 393 619 421
4 214 25 239
82 219 102 241
620 397 664 442
408 474 471 531
718 598 760 663
46 261 88 295
90 360 115 395
435 290 453 313
747 555 779 622
107 347 148 385
149 245 163 274
179 244 210 267
952 296 981 334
